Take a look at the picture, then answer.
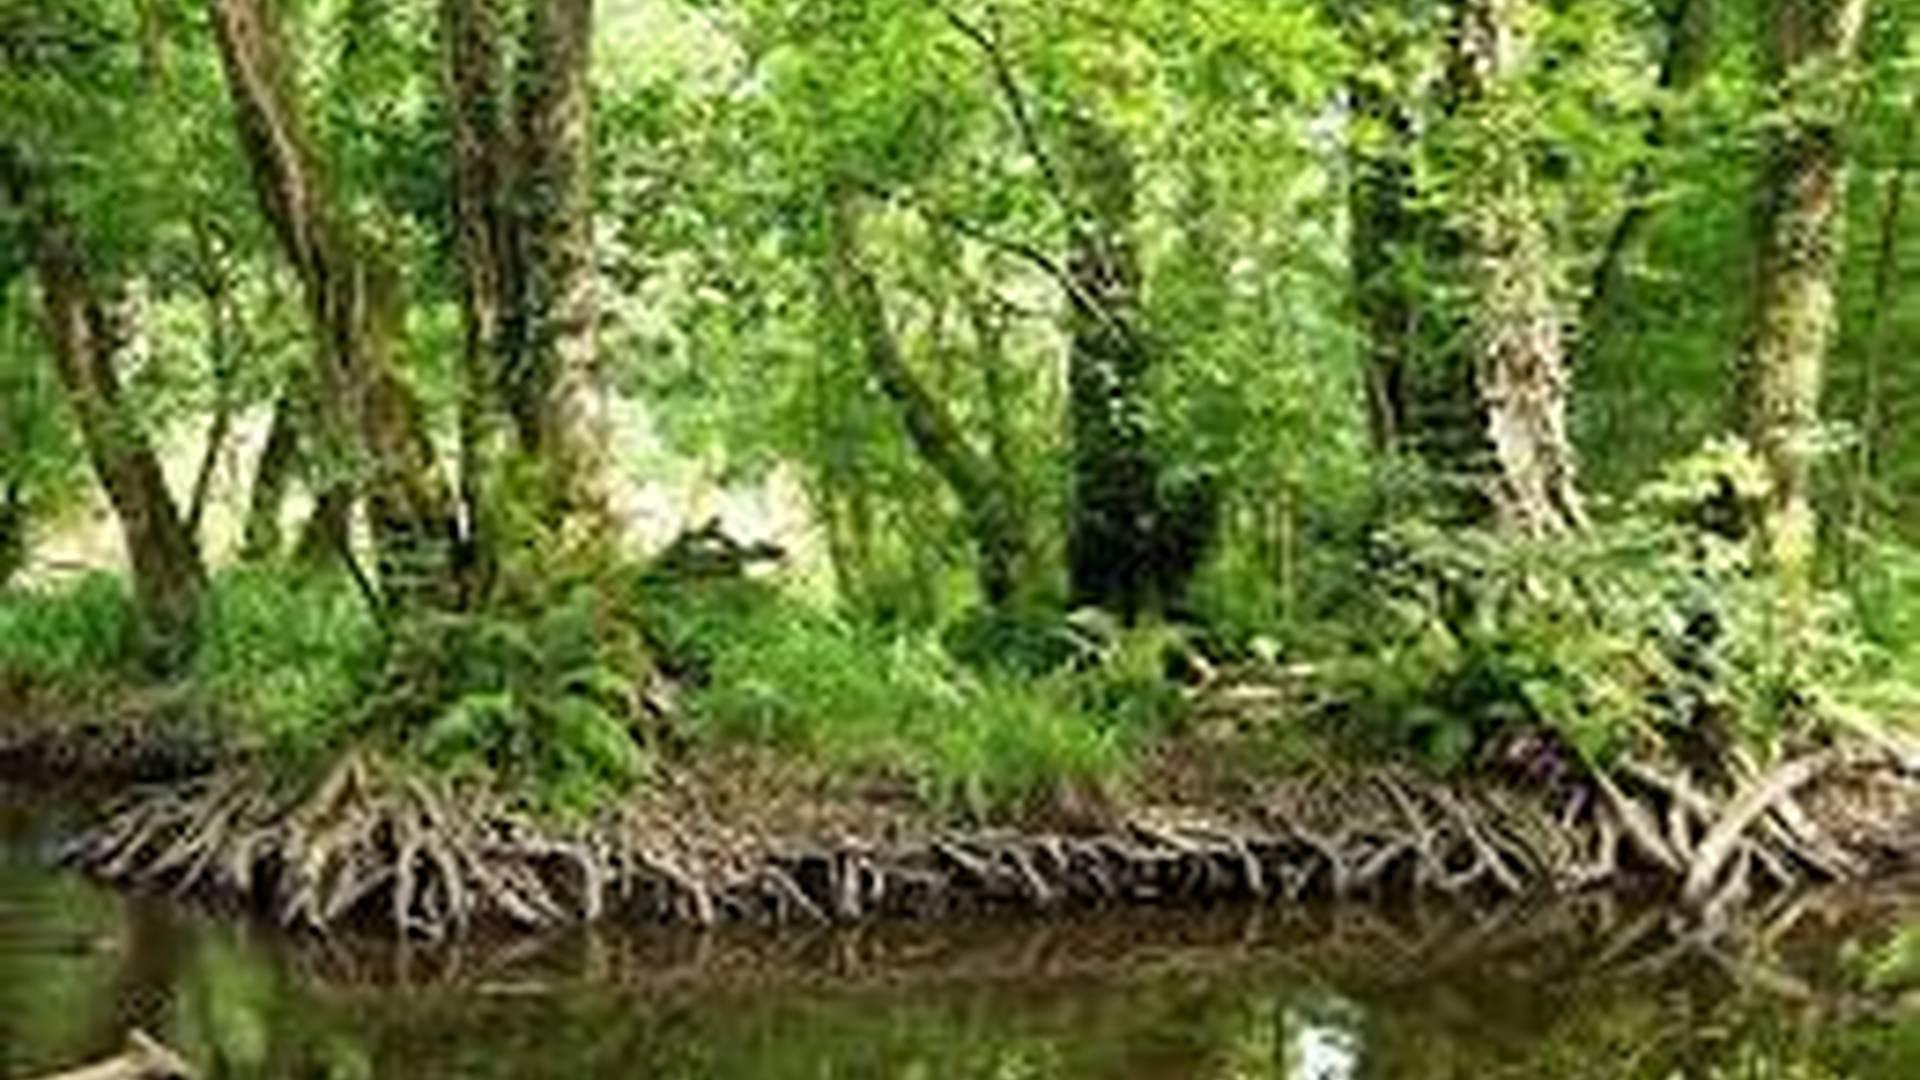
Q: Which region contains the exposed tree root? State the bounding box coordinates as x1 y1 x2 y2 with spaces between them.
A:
66 753 605 941
64 742 1920 939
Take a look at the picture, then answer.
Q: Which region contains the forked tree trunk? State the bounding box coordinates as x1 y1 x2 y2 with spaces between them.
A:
209 0 461 607
18 198 205 664
1740 0 1870 585
826 197 1030 605
1448 0 1584 535
444 0 606 551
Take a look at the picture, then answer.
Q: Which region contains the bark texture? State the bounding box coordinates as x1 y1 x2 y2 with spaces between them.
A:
506 0 606 516
443 0 607 548
1449 0 1584 535
1741 0 1870 582
12 190 206 662
443 0 513 586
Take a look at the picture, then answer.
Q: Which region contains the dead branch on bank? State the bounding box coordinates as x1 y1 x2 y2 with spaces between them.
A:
28 1030 192 1080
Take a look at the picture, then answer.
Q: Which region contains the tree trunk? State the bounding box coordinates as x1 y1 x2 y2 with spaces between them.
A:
1740 0 1870 584
20 201 205 664
208 0 461 608
826 197 1029 605
240 386 299 561
0 482 22 591
443 0 512 590
504 0 607 524
1063 113 1212 618
1448 0 1584 536
292 484 354 566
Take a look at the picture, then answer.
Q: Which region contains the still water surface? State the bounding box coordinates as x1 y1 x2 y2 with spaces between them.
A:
6 783 1920 1079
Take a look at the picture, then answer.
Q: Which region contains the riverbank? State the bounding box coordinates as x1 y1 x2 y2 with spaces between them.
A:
12 689 1920 940
9 778 1920 1079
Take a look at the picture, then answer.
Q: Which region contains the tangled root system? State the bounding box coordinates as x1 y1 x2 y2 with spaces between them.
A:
64 743 1920 940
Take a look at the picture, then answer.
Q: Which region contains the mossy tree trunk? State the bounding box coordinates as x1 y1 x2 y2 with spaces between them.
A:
209 0 461 608
1064 114 1213 619
445 0 607 561
825 195 1032 607
505 0 607 524
7 179 206 664
1740 0 1870 587
239 386 299 562
1447 0 1585 536
443 0 514 589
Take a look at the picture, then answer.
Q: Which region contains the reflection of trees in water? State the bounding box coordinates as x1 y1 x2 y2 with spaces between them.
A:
9 870 1920 1078
0 860 123 1076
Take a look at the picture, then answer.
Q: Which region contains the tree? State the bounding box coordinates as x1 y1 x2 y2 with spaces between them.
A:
445 0 607 562
1740 0 1872 584
1060 109 1213 617
826 192 1032 606
208 0 462 607
1445 0 1584 535
2 159 206 661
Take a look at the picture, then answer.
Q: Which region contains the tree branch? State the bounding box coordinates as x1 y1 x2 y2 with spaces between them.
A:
935 3 1077 226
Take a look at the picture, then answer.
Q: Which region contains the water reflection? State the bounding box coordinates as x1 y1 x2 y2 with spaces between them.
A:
1291 1004 1360 1080
5 789 1920 1079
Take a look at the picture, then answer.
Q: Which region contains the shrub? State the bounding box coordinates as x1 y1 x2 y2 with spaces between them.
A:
1332 444 1894 773
365 574 655 814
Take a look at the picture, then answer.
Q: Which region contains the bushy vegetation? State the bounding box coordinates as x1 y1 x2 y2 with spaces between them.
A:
189 568 379 760
1330 498 1886 775
2 0 1918 833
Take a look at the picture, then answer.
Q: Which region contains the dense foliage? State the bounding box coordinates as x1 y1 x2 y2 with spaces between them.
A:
3 0 1919 815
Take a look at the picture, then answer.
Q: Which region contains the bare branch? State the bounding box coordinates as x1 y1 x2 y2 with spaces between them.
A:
935 3 1078 226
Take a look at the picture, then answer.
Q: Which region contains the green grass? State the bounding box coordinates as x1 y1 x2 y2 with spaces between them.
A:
644 579 1165 818
0 572 135 688
190 566 380 759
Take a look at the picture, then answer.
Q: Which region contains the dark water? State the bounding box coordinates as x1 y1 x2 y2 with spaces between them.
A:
6 784 1920 1079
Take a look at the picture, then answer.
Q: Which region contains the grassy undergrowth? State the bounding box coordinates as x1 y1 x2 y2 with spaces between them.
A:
642 579 1183 816
6 447 1918 822
0 563 1191 819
